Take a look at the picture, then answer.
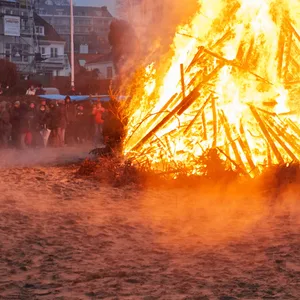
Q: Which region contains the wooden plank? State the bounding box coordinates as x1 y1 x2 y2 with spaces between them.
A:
277 26 285 79
212 96 218 148
249 105 284 164
184 94 211 134
219 111 248 173
180 63 186 100
202 111 207 140
284 30 293 81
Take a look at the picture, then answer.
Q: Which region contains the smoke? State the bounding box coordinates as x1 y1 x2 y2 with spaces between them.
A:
117 0 199 63
138 174 300 249
0 146 90 169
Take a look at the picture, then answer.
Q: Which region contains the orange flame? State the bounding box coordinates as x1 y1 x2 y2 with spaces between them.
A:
124 0 300 177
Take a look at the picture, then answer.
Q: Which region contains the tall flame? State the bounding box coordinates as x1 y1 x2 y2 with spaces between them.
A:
124 0 300 177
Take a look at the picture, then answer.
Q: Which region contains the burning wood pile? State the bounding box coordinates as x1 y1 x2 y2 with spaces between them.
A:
123 0 300 178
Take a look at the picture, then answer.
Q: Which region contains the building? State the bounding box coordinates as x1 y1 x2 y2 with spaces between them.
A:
0 0 36 74
34 14 67 76
85 53 115 79
36 1 113 54
76 0 117 17
116 0 165 36
0 0 67 77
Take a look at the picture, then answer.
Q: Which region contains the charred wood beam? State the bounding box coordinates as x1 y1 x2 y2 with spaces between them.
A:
219 111 248 174
284 31 293 81
270 118 300 155
130 64 224 152
287 118 300 137
202 111 207 140
263 118 298 161
125 93 178 146
277 26 286 79
238 123 259 176
285 20 300 43
212 96 218 148
202 48 273 85
243 38 255 68
249 105 284 164
184 94 211 134
216 147 248 176
180 63 186 100
237 136 257 176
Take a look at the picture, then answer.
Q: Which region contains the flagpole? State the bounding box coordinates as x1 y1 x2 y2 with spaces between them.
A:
70 0 75 88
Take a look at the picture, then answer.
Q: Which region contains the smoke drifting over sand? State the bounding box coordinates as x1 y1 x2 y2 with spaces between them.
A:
0 146 90 169
0 157 300 298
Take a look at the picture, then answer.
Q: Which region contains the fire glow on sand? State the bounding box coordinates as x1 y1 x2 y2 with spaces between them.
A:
123 0 300 178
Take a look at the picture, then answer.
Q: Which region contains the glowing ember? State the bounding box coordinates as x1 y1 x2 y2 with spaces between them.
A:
124 0 300 177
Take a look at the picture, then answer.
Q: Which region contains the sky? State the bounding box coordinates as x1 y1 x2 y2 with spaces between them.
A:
75 0 117 15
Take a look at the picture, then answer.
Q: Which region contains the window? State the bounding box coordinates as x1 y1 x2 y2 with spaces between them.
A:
51 48 58 58
40 47 46 55
5 43 29 63
21 19 27 31
107 66 113 79
35 26 45 36
79 59 86 66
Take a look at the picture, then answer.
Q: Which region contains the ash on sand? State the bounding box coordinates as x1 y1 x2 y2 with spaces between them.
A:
0 148 300 299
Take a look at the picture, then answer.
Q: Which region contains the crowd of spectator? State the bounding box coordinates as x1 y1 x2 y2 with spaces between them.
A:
0 96 106 150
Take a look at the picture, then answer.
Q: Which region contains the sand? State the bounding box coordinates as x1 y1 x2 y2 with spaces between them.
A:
0 147 299 299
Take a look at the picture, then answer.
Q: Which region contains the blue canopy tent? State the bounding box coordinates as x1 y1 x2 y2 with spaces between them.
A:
38 95 128 102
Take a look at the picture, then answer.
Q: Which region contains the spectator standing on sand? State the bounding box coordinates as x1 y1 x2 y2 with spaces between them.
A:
64 96 76 145
92 102 105 147
35 84 45 96
26 85 36 96
27 102 38 147
39 99 49 113
37 105 51 147
10 101 21 148
75 104 87 143
0 101 12 148
57 100 67 146
48 102 60 147
19 102 30 149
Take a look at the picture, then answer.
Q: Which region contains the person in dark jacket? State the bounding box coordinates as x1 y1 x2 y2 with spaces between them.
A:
0 101 12 148
10 101 21 148
36 105 51 147
35 84 45 96
38 99 50 113
64 96 76 145
27 102 38 147
19 102 30 149
48 102 60 147
57 100 67 146
74 104 88 143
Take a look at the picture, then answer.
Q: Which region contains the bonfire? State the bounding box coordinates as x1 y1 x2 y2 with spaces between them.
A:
123 0 300 178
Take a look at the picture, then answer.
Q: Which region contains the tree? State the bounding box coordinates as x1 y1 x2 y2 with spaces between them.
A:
0 59 18 87
108 19 139 75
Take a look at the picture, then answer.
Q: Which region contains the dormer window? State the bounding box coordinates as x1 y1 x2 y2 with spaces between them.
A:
35 26 45 36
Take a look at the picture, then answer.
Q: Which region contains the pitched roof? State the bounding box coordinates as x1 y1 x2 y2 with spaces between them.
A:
66 53 106 73
34 13 64 42
85 53 113 65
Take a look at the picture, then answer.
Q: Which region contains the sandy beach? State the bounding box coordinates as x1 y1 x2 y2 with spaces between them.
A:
0 147 299 299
